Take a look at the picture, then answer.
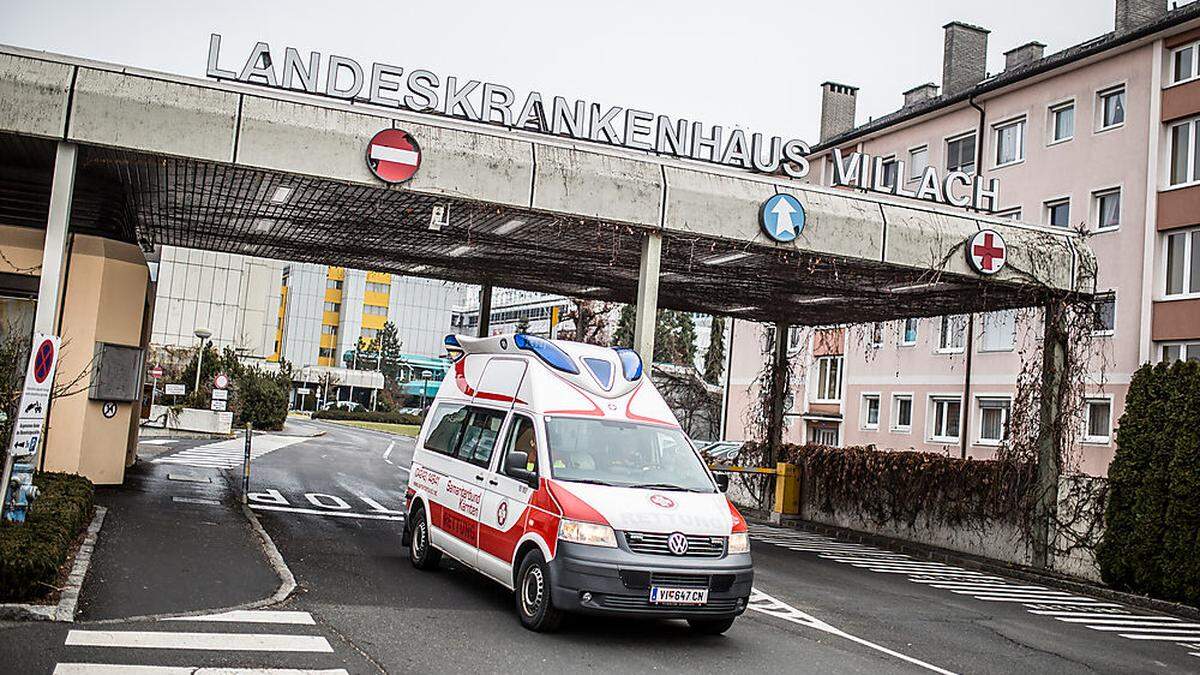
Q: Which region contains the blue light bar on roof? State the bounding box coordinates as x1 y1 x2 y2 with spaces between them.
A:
513 333 579 374
613 347 642 381
444 334 464 362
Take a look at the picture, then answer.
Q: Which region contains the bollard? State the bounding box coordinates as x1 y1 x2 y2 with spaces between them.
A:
773 462 801 517
242 423 252 505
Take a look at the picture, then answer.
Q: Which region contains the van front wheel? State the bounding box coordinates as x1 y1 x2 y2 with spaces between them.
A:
515 550 563 632
408 507 441 570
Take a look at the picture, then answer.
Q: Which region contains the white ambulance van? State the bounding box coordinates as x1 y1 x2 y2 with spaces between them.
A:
402 334 753 633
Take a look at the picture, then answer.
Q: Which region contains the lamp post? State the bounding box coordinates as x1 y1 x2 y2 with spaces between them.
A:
193 328 212 394
420 369 433 410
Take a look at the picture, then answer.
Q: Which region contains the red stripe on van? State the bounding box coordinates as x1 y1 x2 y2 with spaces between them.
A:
727 499 748 533
546 481 610 526
623 381 679 427
454 360 526 404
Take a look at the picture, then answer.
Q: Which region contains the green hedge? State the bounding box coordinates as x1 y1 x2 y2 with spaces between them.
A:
1097 360 1200 606
0 472 95 602
740 442 1034 527
311 409 424 425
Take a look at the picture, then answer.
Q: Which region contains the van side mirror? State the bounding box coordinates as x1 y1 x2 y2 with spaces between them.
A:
504 451 539 488
714 473 730 493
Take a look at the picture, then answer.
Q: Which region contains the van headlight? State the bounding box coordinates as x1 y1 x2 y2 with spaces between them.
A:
558 519 617 548
728 532 750 554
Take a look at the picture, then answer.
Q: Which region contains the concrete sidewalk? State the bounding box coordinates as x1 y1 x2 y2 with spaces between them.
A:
76 453 283 621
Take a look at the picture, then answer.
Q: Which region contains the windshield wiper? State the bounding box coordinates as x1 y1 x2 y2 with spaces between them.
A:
630 482 703 492
564 478 618 487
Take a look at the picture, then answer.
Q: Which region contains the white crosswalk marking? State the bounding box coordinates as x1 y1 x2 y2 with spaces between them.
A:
65 631 333 652
749 524 1195 661
164 609 316 624
54 667 348 674
152 435 308 470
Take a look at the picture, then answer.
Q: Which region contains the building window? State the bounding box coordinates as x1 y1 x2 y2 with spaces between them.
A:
946 133 976 174
1083 398 1113 444
1093 188 1121 231
892 395 913 432
930 397 962 442
326 279 343 290
994 118 1025 167
323 302 341 313
1160 341 1200 362
1049 101 1074 143
1172 42 1198 85
901 318 918 346
318 347 334 359
1168 116 1200 187
937 315 966 353
1091 292 1116 336
1045 198 1071 228
787 325 803 353
1165 227 1200 297
869 322 883 348
980 310 1016 352
908 146 928 180
880 156 898 189
321 324 338 335
363 304 388 316
814 356 843 402
1097 86 1125 131
361 328 379 340
977 398 1011 445
365 281 390 294
994 208 1022 221
862 395 880 430
808 425 839 447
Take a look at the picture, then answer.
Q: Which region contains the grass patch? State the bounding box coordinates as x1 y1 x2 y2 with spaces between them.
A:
0 472 95 602
327 420 422 437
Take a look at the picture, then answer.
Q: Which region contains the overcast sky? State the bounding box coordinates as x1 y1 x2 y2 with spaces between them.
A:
0 1 1162 142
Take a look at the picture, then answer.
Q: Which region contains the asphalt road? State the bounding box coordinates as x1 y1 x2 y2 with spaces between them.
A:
5 419 1200 674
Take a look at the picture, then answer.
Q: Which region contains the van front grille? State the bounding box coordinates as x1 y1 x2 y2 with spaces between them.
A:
623 531 726 558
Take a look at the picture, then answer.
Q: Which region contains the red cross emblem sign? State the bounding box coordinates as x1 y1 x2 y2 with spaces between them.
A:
967 229 1007 275
366 129 421 184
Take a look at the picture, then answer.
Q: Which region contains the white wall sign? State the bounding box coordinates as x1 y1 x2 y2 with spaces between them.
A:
829 148 1000 213
211 388 229 401
210 399 228 412
164 383 187 396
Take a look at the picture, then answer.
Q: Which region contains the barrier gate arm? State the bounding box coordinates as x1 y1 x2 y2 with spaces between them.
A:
710 463 801 517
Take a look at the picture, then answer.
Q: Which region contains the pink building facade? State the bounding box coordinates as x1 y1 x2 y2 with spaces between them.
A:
724 1 1200 477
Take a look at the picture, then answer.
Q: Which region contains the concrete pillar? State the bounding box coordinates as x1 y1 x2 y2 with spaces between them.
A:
477 284 492 337
34 142 77 334
1032 302 1068 569
632 232 662 363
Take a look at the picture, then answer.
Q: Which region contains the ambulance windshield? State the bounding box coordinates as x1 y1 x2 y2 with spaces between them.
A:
544 417 715 493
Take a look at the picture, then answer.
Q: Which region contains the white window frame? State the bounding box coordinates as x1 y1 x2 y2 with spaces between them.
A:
928 395 964 443
879 155 899 189
1169 41 1200 87
891 393 914 433
1091 186 1122 232
979 309 1016 352
1158 340 1200 362
869 322 884 349
993 116 1026 168
1047 99 1075 145
974 395 1012 446
1166 115 1200 189
861 393 881 430
900 318 918 347
1045 196 1071 228
1163 226 1200 299
994 207 1023 221
1090 291 1116 337
936 315 966 354
1082 396 1114 445
945 131 977 175
908 145 929 182
813 355 844 403
1096 84 1127 133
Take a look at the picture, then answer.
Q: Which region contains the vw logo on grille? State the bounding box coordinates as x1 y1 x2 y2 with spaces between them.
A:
667 532 689 556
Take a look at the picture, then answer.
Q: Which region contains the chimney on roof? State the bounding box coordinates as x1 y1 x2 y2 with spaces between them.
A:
942 22 990 96
1004 42 1046 71
903 83 940 107
1115 0 1167 32
819 81 858 143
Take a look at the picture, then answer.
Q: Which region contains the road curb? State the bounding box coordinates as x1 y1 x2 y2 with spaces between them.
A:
86 496 298 625
762 517 1200 621
0 505 107 622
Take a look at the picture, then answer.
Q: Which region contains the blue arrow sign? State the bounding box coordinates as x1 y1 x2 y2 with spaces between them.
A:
759 194 805 243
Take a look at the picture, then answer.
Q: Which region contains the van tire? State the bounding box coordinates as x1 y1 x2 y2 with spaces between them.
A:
515 550 563 632
408 506 441 570
687 617 736 635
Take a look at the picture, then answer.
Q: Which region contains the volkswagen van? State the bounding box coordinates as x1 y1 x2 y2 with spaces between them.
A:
402 334 753 633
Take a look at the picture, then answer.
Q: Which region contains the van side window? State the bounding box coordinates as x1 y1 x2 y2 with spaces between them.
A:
424 404 469 456
455 408 506 468
500 414 538 478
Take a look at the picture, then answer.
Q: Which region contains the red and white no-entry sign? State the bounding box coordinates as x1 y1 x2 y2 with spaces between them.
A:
366 128 421 184
966 229 1007 275
149 365 164 379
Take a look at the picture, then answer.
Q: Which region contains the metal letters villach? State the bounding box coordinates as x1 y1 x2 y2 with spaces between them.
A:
206 34 811 179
